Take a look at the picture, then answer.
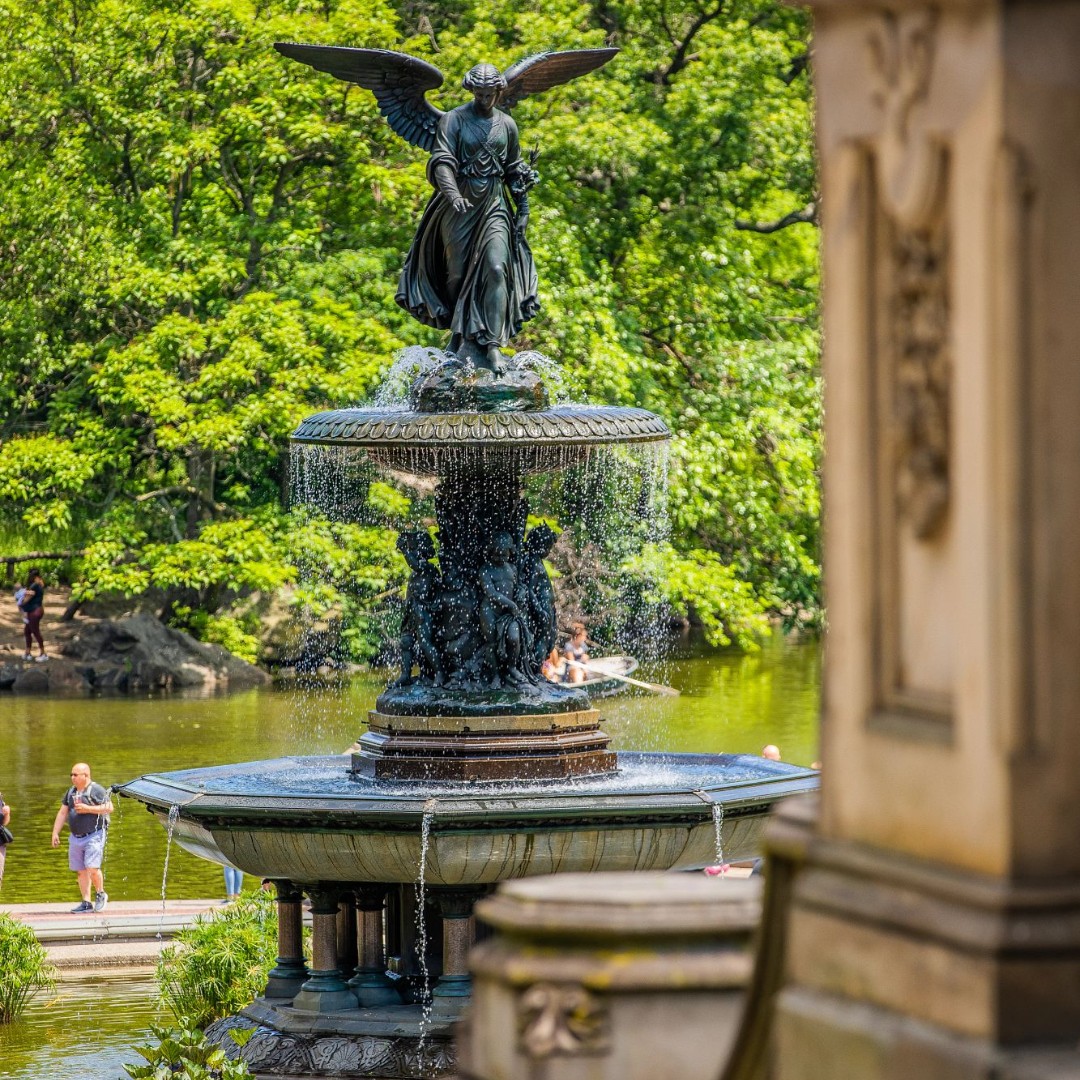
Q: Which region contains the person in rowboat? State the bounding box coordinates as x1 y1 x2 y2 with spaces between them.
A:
562 623 589 684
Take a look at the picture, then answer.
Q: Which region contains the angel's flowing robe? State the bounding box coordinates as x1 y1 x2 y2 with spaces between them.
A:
396 104 539 348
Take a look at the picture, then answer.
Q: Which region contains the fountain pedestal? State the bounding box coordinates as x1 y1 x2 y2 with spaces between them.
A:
356 707 616 781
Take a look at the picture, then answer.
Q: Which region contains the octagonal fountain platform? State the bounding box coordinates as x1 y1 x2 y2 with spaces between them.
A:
117 752 818 886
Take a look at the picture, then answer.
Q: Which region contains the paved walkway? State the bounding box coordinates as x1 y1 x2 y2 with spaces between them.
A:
0 898 224 972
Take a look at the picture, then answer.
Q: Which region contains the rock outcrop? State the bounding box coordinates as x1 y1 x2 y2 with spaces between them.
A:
0 613 269 694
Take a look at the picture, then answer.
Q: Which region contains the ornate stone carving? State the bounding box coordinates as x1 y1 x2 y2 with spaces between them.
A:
206 1015 457 1079
518 981 609 1058
865 8 951 540
866 9 945 230
293 406 669 451
890 219 950 539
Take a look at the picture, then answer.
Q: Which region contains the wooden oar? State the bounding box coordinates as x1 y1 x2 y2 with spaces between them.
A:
566 659 680 696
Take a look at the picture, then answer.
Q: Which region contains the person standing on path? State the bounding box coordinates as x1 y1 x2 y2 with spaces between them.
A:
18 568 47 662
0 790 10 889
51 763 112 913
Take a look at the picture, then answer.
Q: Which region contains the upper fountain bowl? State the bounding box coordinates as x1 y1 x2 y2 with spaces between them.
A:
291 406 671 477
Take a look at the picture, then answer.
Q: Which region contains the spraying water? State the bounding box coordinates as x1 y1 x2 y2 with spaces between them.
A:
158 805 180 931
415 798 437 1044
711 801 727 874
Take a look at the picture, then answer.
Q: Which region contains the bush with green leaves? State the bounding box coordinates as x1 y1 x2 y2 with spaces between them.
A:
125 1025 253 1080
0 913 58 1023
156 891 283 1028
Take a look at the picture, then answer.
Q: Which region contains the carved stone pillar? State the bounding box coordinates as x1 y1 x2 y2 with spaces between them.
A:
291 887 356 1013
336 893 358 980
763 0 1080 1075
431 887 483 1017
264 880 308 1000
349 884 400 1007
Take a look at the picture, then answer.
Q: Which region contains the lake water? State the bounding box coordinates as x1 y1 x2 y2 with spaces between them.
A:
0 633 819 904
0 974 160 1080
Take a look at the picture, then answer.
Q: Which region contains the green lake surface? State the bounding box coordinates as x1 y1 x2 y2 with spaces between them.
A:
1 633 820 905
0 633 818 1079
0 974 160 1080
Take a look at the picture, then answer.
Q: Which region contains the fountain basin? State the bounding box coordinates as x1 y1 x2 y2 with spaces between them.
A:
117 752 818 886
291 406 671 475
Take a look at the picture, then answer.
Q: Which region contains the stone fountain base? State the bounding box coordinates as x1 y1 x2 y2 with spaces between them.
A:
208 999 458 1080
355 707 616 781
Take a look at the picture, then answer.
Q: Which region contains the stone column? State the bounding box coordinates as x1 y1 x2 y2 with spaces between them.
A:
431 887 482 1018
763 0 1080 1075
264 880 308 1000
349 884 400 1007
336 893 358 980
291 887 356 1013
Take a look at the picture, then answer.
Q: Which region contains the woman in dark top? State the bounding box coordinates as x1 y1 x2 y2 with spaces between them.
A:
19 568 46 662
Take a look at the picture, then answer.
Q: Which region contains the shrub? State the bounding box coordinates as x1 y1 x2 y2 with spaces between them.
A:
0 913 58 1022
156 891 280 1028
124 1025 253 1080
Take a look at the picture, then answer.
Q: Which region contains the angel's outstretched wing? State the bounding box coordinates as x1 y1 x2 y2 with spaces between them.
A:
274 43 444 152
500 49 618 111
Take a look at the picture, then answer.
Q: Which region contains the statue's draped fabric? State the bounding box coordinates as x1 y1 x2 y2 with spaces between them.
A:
396 106 539 347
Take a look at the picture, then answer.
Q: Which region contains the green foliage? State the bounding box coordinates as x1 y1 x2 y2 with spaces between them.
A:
0 913 59 1023
624 544 771 650
156 891 283 1028
0 0 820 654
124 1025 253 1080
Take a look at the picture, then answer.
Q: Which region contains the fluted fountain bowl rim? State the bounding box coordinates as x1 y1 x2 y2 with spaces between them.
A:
290 405 671 449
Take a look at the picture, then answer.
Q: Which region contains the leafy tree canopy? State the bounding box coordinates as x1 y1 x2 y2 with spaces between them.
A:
0 0 818 658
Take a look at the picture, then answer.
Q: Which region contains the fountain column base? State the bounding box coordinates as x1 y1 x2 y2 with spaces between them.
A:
207 999 457 1078
354 707 617 782
292 891 357 1014
265 883 309 999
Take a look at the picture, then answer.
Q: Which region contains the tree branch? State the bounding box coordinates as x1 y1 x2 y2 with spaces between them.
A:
735 200 818 233
782 51 811 85
650 1 726 85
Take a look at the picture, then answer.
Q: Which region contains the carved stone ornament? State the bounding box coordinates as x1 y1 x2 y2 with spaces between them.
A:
891 222 950 538
866 8 945 230
518 981 609 1059
206 1015 457 1078
866 8 951 539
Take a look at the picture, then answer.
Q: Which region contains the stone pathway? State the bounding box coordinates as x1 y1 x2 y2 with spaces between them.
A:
0 898 223 972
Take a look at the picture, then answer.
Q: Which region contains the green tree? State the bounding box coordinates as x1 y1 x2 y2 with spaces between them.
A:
0 0 819 655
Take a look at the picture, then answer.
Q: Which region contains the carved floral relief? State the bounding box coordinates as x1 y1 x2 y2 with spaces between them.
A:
867 8 951 541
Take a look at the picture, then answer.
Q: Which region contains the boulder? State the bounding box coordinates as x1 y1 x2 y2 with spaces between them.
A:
0 662 19 690
11 665 50 694
61 614 270 692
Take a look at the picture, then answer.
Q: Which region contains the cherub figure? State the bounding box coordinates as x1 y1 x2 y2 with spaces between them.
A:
478 530 535 688
520 524 559 671
438 559 481 684
274 43 617 374
392 531 445 688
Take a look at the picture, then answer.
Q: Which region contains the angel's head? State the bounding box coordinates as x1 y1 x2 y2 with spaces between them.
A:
462 63 506 114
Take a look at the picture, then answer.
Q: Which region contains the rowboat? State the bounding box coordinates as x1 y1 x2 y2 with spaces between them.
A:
574 655 640 697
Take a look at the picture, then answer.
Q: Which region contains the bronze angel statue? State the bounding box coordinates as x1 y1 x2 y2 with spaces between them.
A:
274 43 617 374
